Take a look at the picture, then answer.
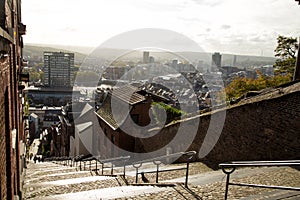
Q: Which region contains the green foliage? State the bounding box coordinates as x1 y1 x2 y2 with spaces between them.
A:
29 71 44 82
273 35 298 77
274 35 298 59
225 35 297 102
225 72 291 101
274 57 296 76
151 102 186 124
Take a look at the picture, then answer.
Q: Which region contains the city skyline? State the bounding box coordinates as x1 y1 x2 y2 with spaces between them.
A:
22 0 300 57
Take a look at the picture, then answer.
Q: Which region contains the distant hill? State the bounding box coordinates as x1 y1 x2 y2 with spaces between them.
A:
87 48 276 66
23 44 276 67
25 43 95 54
23 44 87 63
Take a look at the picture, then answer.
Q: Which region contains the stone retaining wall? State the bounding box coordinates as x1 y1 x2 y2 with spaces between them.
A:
136 89 300 168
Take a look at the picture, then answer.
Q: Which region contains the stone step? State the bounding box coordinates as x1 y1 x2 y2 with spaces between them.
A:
23 161 300 200
241 190 300 200
39 185 172 200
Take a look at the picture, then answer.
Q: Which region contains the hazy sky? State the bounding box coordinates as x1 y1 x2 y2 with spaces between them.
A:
22 0 300 57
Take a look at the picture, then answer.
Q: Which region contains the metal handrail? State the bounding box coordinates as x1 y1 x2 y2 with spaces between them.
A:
219 160 300 200
132 151 196 187
73 155 130 176
95 156 130 176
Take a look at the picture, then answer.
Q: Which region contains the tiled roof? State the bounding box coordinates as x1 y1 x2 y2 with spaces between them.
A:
96 85 146 130
110 85 146 105
96 95 133 130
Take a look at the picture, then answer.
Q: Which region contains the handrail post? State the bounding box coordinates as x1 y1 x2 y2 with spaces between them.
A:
185 160 190 187
136 167 138 183
95 159 97 172
133 163 142 183
152 160 162 183
156 164 159 183
184 151 196 188
120 156 130 177
224 173 230 200
221 167 236 200
123 160 126 177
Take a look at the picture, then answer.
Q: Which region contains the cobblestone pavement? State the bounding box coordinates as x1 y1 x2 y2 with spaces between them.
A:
23 160 300 199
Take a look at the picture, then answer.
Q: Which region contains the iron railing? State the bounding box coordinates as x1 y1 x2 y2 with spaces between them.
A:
96 156 130 176
46 155 130 177
219 160 300 200
132 151 196 187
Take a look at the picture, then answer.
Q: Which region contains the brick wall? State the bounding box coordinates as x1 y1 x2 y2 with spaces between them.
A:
0 48 13 200
136 87 300 169
0 0 25 199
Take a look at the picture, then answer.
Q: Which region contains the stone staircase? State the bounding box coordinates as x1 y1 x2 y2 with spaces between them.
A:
23 161 172 200
23 160 300 200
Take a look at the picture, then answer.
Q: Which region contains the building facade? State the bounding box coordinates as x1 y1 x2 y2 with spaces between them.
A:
143 51 149 63
0 0 27 199
43 52 74 88
212 52 222 69
95 85 152 158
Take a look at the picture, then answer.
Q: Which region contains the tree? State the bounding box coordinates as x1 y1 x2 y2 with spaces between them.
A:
225 71 290 102
151 102 186 124
274 35 298 59
224 35 296 102
29 71 44 82
273 35 298 77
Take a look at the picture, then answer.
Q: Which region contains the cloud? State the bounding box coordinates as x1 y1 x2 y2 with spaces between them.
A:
178 17 202 23
191 0 223 7
61 27 78 32
248 35 268 43
22 0 300 57
221 25 231 30
131 0 187 12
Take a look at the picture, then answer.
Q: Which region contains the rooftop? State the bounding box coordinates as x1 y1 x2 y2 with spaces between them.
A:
96 84 147 130
110 84 146 105
95 95 126 130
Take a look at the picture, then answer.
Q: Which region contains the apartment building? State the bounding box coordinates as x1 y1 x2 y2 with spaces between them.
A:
43 51 74 88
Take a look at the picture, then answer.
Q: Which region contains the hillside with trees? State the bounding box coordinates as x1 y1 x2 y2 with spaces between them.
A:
225 35 298 102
